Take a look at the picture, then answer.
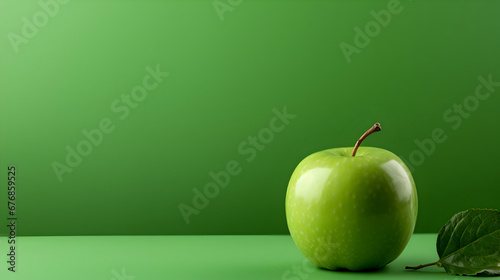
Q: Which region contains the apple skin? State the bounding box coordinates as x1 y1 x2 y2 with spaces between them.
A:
285 146 417 271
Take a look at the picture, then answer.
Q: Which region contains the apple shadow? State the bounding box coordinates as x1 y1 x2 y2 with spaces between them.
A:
319 265 390 274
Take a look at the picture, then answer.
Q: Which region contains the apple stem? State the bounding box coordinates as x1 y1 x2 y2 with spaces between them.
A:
405 261 439 270
352 123 381 157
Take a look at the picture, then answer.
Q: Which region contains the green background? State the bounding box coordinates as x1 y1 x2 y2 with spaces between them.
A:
1 0 499 236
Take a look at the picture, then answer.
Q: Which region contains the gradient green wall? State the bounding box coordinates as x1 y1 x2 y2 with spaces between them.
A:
1 0 499 236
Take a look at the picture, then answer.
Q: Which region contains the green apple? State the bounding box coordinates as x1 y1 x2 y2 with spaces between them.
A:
285 123 417 271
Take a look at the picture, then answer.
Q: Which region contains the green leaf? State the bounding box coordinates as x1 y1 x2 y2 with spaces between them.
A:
436 209 500 276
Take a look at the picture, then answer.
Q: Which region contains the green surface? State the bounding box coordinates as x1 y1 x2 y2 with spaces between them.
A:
1 0 500 236
0 234 447 279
